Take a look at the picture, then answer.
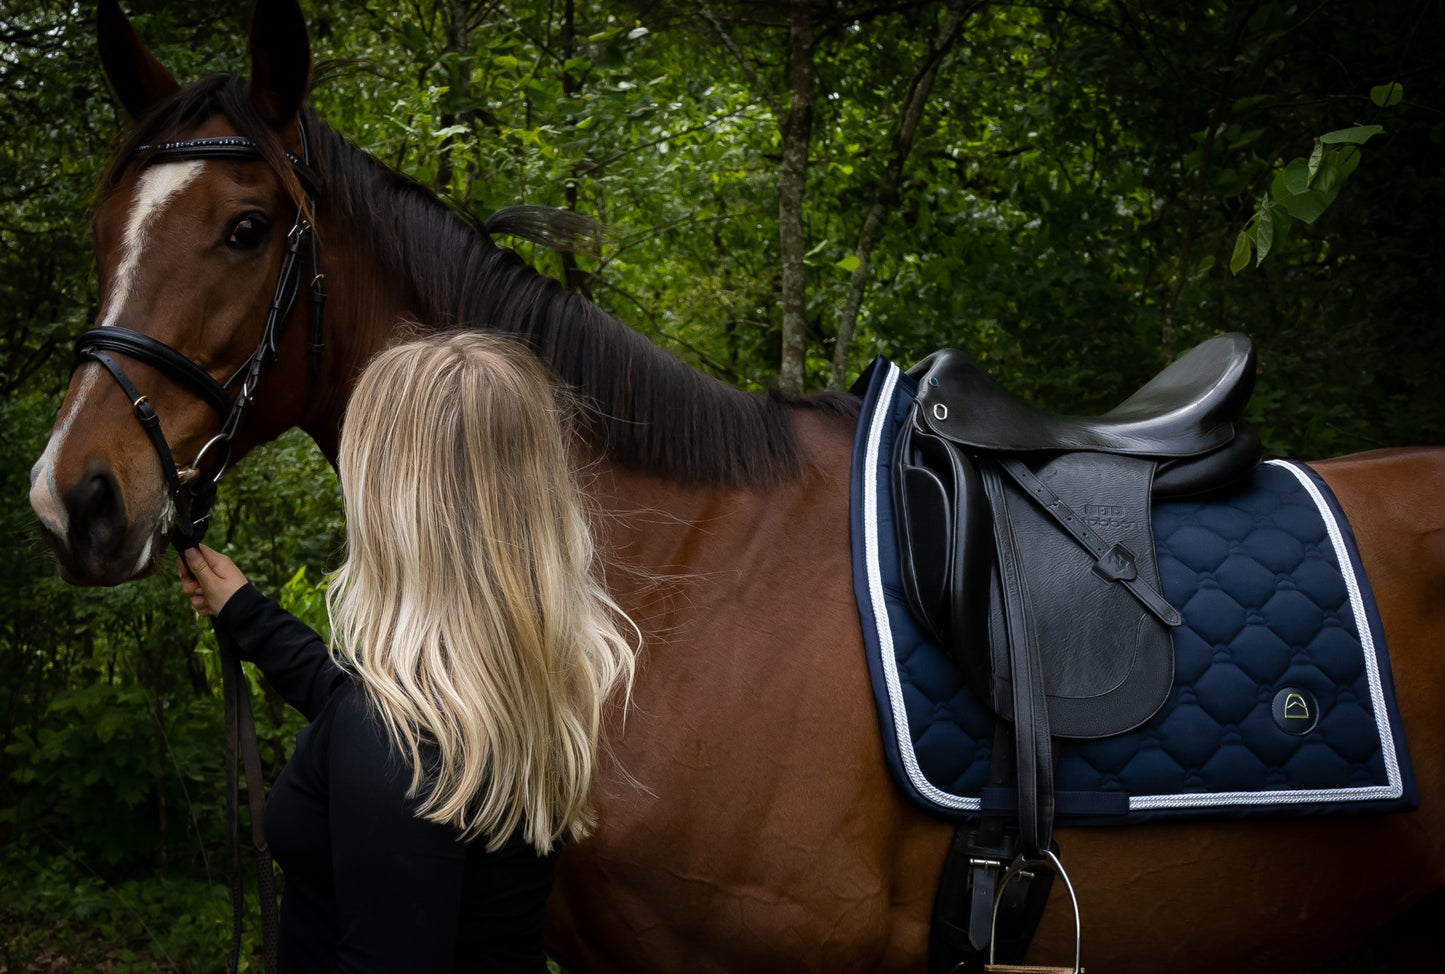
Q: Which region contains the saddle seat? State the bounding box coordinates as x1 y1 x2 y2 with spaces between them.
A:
912 331 1255 456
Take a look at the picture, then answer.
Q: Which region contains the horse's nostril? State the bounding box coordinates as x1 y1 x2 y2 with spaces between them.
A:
66 468 127 556
84 473 111 511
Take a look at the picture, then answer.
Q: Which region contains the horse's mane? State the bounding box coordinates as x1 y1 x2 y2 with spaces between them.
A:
107 75 859 487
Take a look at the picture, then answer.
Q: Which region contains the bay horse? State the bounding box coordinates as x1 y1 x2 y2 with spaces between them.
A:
29 2 1445 970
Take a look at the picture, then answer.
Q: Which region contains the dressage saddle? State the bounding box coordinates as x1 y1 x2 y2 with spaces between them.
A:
893 333 1260 970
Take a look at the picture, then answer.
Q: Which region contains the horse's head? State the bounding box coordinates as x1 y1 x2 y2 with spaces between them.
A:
30 0 318 585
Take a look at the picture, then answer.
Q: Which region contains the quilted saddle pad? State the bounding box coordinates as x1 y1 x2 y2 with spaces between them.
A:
849 357 1416 824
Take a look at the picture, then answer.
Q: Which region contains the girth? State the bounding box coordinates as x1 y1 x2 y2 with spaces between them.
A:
898 334 1261 971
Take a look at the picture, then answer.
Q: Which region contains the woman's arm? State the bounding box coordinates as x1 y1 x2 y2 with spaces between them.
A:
179 545 343 720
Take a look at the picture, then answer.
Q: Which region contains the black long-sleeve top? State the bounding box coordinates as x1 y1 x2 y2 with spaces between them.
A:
214 584 558 973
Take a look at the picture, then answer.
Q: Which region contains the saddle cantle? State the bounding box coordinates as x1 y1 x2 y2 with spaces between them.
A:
891 333 1261 968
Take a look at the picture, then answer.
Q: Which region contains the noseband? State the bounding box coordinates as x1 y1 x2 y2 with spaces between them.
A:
74 125 326 553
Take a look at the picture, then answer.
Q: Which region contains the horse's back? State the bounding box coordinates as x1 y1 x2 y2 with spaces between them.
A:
1314 446 1445 849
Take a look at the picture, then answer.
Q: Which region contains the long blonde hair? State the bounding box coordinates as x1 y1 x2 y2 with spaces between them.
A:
326 332 637 854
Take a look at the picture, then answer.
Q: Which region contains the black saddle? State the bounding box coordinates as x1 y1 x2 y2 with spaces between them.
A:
895 333 1261 968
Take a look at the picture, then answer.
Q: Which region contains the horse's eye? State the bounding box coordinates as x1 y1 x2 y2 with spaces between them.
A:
226 213 271 251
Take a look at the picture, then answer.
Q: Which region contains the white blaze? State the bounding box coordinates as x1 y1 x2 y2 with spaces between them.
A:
99 161 204 328
29 160 205 545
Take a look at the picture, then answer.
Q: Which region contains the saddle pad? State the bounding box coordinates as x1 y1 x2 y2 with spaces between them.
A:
849 357 1417 824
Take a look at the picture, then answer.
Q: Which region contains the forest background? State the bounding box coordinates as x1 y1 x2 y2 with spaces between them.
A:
2 0 1441 970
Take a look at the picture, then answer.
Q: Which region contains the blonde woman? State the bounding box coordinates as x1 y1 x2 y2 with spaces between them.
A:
178 333 637 972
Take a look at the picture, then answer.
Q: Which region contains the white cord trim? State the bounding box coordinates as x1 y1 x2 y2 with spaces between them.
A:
863 363 979 811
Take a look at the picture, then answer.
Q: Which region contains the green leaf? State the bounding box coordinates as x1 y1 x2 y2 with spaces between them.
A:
1319 124 1384 145
1255 200 1276 265
1230 229 1252 275
1270 169 1290 203
1370 83 1404 108
1308 141 1324 182
1280 157 1311 196
1278 189 1329 225
1333 144 1363 180
1271 206 1293 250
1314 146 1361 203
836 254 861 272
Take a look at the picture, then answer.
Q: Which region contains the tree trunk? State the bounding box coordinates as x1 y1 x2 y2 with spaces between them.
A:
434 0 472 196
777 7 815 397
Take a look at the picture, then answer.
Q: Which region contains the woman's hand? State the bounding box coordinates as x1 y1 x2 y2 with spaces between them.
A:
177 544 248 617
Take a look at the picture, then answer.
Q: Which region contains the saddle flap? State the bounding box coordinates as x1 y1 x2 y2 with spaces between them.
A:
985 452 1174 739
896 461 952 639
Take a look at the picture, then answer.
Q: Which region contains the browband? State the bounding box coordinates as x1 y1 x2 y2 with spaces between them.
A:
135 136 322 197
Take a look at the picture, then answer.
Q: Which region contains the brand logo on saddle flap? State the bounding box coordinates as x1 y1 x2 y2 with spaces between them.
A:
1271 687 1321 735
1083 503 1138 531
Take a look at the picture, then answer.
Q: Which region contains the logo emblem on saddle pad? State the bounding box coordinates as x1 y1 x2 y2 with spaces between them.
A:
1272 688 1321 735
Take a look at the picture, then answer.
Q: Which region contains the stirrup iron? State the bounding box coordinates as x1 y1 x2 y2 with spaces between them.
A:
983 850 1082 974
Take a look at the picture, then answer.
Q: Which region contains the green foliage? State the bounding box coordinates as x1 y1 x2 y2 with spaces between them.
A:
1 871 245 972
1233 96 1395 273
1 0 1440 968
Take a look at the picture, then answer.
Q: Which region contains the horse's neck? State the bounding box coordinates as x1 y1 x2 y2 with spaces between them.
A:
299 203 475 457
300 138 839 487
586 408 857 606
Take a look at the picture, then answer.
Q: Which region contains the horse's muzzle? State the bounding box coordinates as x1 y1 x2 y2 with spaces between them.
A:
30 465 163 586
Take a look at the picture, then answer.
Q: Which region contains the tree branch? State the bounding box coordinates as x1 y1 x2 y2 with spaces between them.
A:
694 0 784 119
828 0 983 388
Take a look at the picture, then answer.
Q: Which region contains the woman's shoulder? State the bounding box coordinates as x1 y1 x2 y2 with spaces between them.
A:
323 680 441 796
323 679 393 754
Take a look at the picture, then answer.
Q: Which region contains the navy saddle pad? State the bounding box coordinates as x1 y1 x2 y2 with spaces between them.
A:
849 357 1416 824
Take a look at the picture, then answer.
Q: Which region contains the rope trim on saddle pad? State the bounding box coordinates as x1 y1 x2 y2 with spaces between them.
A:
848 357 1417 824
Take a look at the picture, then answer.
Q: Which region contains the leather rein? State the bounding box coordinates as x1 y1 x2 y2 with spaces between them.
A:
73 126 326 974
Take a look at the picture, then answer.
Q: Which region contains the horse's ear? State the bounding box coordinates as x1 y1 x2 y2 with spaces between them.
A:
97 0 180 121
247 0 311 126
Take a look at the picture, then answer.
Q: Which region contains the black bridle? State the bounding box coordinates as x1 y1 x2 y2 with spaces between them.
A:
74 126 326 553
73 126 326 974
